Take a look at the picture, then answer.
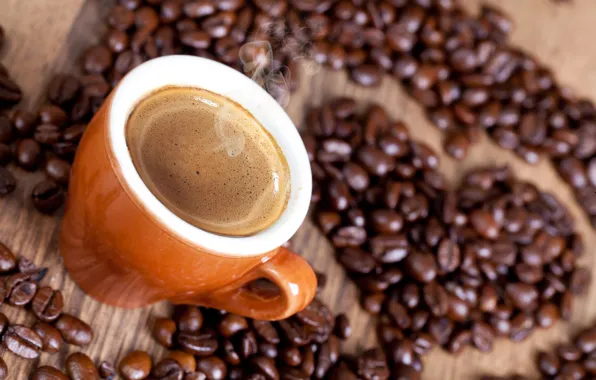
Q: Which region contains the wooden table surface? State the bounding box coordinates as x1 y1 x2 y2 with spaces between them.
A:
2 0 596 378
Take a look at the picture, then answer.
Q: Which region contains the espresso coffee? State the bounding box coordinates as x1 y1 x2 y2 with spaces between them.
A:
126 87 290 237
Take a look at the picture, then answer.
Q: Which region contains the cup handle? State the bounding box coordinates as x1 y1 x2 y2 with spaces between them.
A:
177 247 317 320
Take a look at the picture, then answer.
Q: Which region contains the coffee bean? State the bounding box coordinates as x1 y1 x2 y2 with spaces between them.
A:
39 104 68 127
83 45 113 74
406 251 437 283
16 138 41 170
45 157 71 185
11 110 36 136
0 167 15 196
0 313 7 335
153 318 176 348
48 75 81 105
54 313 94 346
509 313 534 342
570 267 591 295
31 179 64 214
0 75 22 106
119 351 152 380
151 359 184 379
535 303 559 328
0 242 16 272
506 283 538 310
177 332 218 356
7 278 36 306
167 351 196 373
538 351 560 376
196 356 227 380
32 286 64 322
334 314 351 339
218 314 249 338
448 330 471 354
444 132 469 160
472 322 495 352
0 142 11 165
469 210 499 240
33 321 63 353
66 352 99 380
350 65 382 87
0 114 12 143
31 366 69 380
3 325 42 359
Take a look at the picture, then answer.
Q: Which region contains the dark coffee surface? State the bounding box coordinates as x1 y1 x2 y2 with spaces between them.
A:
126 87 290 237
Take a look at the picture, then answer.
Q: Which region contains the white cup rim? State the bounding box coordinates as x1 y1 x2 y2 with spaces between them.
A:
108 55 312 257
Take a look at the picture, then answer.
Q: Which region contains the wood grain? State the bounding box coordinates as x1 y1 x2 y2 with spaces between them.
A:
1 0 596 378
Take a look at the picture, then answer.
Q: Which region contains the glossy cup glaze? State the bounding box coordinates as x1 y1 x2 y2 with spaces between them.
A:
59 56 316 320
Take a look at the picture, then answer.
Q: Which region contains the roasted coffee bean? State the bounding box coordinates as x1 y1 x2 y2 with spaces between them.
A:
11 110 36 136
166 351 196 374
7 278 36 306
350 65 382 87
152 359 184 379
16 138 41 170
196 356 227 380
0 75 22 106
33 321 63 353
0 313 7 335
83 45 113 74
334 314 351 339
45 157 71 185
177 331 218 356
48 75 81 105
0 114 12 143
0 167 15 196
3 325 42 359
32 286 64 322
175 306 204 332
35 124 61 145
119 351 152 380
66 352 99 380
0 142 11 164
535 303 559 328
39 104 68 127
31 366 69 380
218 314 249 338
153 317 177 348
31 179 64 213
98 361 117 379
0 242 16 272
55 313 94 346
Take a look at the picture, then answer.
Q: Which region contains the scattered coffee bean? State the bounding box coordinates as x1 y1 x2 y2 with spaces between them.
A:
33 321 63 353
98 361 116 380
66 352 99 380
0 167 15 196
54 313 94 346
305 99 588 372
153 318 177 348
0 357 6 380
2 325 42 359
119 351 152 380
31 366 69 380
31 179 64 214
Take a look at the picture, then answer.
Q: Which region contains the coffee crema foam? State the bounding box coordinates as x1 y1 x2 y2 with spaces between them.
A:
126 87 290 237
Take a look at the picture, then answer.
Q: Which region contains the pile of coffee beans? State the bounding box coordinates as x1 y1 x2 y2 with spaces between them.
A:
482 322 596 379
2 236 390 379
146 300 389 379
0 241 94 379
303 98 590 375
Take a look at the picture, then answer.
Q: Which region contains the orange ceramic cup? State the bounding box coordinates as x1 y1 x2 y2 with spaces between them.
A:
59 56 316 320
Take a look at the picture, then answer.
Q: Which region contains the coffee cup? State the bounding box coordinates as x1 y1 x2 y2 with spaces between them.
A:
59 55 316 320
